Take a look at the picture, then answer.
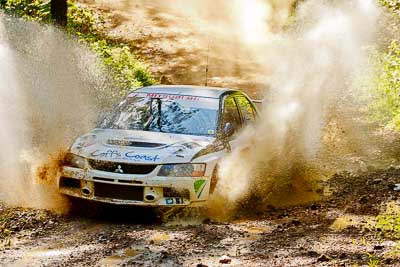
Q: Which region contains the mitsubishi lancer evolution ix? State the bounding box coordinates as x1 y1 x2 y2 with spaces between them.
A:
59 85 258 206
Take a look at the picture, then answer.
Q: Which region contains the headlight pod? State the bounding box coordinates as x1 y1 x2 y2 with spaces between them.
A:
64 153 86 169
158 164 205 177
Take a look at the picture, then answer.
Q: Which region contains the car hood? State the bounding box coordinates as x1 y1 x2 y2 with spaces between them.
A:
70 128 215 164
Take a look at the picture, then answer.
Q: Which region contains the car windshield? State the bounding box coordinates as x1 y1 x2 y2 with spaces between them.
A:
100 92 220 136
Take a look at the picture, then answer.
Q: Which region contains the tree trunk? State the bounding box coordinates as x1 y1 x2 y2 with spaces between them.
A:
50 0 68 27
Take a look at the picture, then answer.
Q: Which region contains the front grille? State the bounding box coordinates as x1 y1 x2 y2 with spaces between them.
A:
88 159 157 175
93 177 114 183
93 177 143 184
94 182 143 201
60 177 81 189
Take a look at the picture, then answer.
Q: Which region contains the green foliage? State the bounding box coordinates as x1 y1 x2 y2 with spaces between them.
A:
0 223 12 247
0 0 154 99
90 41 154 98
67 2 99 37
366 252 382 267
365 202 400 240
368 41 400 129
0 0 51 21
372 215 400 240
379 0 400 12
66 3 154 96
363 1 400 129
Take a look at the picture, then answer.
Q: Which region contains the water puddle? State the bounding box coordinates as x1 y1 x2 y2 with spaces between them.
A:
24 244 73 258
245 226 269 234
330 214 369 231
245 225 273 241
148 232 170 244
13 247 75 266
99 248 143 266
230 222 273 242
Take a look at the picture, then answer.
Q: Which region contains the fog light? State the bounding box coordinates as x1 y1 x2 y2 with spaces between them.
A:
82 188 90 195
144 194 156 202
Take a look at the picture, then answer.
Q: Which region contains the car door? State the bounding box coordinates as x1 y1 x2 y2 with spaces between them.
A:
220 94 243 150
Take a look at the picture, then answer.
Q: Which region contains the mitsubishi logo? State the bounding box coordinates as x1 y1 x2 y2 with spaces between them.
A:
114 165 124 174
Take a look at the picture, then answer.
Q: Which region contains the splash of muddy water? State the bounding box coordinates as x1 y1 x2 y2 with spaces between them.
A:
0 1 392 218
0 15 109 211
101 0 388 219
208 0 385 219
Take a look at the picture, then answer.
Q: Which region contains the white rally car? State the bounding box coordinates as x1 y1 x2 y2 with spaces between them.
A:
59 85 258 207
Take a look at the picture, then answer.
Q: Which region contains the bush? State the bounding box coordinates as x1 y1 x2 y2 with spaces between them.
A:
379 0 400 11
368 41 400 129
67 2 98 37
0 0 51 21
365 1 400 129
90 41 154 98
365 201 400 240
67 3 154 97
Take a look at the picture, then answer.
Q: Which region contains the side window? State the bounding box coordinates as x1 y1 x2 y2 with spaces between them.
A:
221 96 242 136
235 96 256 125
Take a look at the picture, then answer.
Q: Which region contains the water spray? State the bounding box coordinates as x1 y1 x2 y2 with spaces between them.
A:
0 14 108 211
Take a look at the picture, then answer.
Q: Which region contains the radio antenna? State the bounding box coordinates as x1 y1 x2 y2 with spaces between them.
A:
205 42 210 86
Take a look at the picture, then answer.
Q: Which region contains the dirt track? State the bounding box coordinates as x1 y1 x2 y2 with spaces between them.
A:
1 167 400 266
81 0 268 99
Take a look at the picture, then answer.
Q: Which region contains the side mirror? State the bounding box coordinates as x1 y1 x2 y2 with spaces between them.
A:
223 122 234 138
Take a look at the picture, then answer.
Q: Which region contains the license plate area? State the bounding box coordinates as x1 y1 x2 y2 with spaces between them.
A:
94 182 143 201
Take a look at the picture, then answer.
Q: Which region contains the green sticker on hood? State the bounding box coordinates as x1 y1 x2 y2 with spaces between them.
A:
194 179 207 198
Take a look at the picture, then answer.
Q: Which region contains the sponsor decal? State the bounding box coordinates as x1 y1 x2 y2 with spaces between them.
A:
146 93 200 101
165 197 183 205
90 149 122 159
125 151 160 162
90 149 160 162
75 135 97 151
128 92 200 101
76 141 95 150
181 142 201 149
194 179 207 198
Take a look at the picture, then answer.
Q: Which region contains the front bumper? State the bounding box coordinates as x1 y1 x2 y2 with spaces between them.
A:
58 166 211 207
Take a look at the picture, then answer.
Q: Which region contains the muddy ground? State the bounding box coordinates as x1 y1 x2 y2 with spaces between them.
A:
1 167 400 266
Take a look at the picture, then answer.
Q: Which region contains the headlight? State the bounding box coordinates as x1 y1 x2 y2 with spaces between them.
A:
64 153 86 169
158 164 205 177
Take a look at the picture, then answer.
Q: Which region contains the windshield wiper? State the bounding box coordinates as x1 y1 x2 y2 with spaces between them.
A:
144 98 162 132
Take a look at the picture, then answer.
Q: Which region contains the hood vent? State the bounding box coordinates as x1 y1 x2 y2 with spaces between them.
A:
107 139 165 148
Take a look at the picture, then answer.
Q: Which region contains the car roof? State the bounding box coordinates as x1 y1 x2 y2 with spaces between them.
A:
135 85 238 99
